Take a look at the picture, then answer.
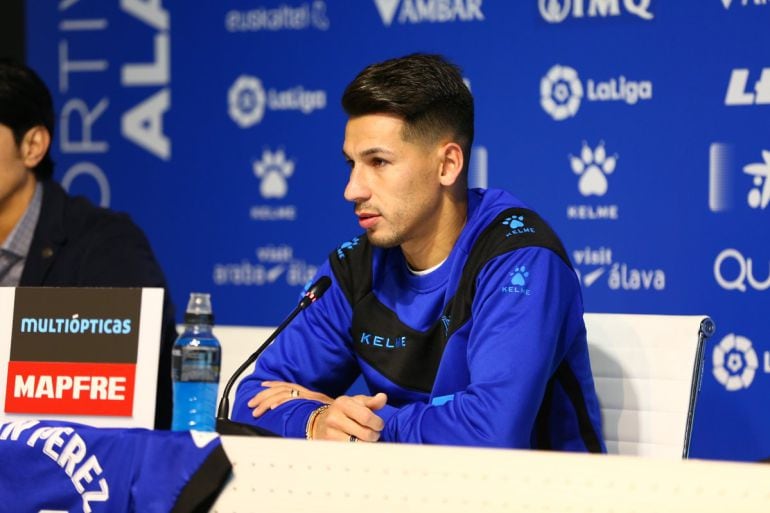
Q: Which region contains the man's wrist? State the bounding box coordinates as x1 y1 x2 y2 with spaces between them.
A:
305 404 330 440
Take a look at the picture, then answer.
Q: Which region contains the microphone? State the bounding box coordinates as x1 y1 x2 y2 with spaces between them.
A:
215 276 332 436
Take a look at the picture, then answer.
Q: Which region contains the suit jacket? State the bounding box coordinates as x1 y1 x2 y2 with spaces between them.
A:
20 179 177 429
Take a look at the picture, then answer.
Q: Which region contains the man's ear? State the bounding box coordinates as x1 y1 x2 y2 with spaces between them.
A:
20 125 51 170
438 141 464 187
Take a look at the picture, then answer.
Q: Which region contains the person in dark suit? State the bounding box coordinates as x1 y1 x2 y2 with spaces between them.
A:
0 58 176 429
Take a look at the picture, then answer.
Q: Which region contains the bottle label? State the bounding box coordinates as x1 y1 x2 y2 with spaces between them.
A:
172 345 220 382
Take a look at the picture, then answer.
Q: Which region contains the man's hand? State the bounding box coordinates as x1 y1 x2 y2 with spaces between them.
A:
248 381 333 418
312 393 388 442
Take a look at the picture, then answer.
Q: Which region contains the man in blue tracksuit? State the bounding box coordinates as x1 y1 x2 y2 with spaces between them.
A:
232 54 605 451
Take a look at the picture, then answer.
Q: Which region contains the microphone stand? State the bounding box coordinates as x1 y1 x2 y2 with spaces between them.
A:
215 277 331 436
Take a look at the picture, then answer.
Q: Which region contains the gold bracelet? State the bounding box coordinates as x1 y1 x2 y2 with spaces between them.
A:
305 404 330 440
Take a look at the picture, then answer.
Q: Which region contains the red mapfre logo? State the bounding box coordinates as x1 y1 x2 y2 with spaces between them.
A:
4 361 136 416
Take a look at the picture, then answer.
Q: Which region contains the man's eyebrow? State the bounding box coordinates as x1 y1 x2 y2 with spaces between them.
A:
342 147 396 160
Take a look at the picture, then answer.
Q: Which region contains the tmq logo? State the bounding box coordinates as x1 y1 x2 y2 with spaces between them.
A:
540 65 652 121
714 249 770 292
253 149 294 199
502 266 532 295
539 0 654 23
712 333 760 391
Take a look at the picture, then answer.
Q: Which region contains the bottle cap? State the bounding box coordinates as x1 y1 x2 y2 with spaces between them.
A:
184 292 214 324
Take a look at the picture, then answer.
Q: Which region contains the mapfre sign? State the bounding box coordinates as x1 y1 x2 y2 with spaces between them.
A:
0 287 164 428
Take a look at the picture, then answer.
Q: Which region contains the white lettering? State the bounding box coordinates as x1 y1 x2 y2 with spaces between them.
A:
14 375 36 398
60 98 110 153
73 376 91 399
121 88 171 159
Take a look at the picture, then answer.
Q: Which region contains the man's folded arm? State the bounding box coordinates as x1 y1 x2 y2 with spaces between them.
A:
231 267 359 437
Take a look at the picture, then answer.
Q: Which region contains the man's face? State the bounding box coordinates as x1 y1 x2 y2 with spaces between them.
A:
0 124 32 208
343 114 444 249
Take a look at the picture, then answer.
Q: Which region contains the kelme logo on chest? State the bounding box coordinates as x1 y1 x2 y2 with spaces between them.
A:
359 331 407 350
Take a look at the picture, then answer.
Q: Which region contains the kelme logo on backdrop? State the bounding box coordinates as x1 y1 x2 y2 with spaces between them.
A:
228 75 326 128
541 65 653 121
249 148 298 221
714 249 770 292
539 0 654 23
725 68 770 106
573 246 666 291
253 149 294 199
373 0 484 26
709 144 770 212
225 1 330 32
713 334 759 391
566 141 620 220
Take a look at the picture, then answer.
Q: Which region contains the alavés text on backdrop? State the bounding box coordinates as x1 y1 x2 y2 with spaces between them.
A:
55 0 173 217
541 65 652 121
573 246 665 291
539 0 654 23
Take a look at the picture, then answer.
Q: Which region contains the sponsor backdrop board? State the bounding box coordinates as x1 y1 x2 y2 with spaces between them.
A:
25 1 770 461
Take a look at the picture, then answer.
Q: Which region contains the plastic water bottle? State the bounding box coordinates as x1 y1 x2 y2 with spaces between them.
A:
171 293 221 431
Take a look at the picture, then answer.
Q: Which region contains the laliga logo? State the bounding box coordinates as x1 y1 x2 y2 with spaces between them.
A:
541 65 652 120
539 0 653 23
541 65 583 121
714 249 770 292
712 333 758 391
229 75 266 128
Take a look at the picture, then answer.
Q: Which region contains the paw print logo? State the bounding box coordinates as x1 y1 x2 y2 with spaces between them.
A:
336 237 360 259
510 266 530 286
570 141 618 197
503 215 525 230
253 149 294 199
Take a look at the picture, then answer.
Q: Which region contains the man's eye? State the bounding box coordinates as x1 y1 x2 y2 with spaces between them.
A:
372 158 387 167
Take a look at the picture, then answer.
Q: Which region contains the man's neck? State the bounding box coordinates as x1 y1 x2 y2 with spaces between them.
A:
0 175 38 245
401 191 468 271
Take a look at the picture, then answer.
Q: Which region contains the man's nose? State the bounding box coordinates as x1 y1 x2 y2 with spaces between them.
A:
344 167 370 203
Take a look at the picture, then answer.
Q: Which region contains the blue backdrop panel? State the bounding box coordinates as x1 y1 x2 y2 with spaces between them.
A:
26 1 770 461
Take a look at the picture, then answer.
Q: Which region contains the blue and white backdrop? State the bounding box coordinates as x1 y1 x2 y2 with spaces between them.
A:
27 1 770 461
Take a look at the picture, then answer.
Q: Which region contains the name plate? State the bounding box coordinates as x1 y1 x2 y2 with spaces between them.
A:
0 287 163 428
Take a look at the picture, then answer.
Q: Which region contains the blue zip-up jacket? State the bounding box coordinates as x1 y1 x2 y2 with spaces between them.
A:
233 188 605 451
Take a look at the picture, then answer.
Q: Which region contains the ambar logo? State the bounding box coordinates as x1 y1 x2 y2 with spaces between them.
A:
373 0 484 27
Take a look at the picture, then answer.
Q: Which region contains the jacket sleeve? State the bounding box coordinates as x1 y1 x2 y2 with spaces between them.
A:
378 247 584 447
231 262 360 437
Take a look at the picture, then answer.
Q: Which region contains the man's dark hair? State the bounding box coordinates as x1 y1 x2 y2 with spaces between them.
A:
342 53 474 172
0 59 55 180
